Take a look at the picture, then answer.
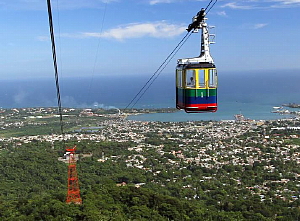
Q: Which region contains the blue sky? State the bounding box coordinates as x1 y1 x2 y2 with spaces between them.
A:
0 0 300 80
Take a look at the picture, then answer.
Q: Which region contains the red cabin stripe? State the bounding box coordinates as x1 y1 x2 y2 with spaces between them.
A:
177 102 217 108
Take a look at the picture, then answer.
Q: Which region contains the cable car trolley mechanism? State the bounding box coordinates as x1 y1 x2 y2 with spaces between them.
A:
176 8 218 113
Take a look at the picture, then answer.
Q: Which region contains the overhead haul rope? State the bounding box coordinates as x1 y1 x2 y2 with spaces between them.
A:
205 0 218 14
47 0 65 139
125 31 191 110
124 0 218 110
131 31 193 108
55 0 63 79
88 3 108 99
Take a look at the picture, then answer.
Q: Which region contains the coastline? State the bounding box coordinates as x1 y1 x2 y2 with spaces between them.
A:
127 106 295 122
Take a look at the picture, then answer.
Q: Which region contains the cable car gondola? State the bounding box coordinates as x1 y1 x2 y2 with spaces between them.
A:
176 9 217 113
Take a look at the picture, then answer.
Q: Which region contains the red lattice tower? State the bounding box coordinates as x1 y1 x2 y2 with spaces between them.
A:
66 146 82 204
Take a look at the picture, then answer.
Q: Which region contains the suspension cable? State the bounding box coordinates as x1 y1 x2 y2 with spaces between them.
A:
125 31 191 110
47 0 64 137
88 2 108 100
131 32 193 108
205 0 214 11
206 0 218 14
124 0 218 110
55 0 63 78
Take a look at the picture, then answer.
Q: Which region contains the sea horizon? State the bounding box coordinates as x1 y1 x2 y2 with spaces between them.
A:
0 70 299 121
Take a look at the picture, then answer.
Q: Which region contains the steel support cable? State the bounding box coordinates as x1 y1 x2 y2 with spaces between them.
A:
55 0 63 78
47 0 64 137
131 32 193 109
92 3 107 75
204 0 214 11
88 3 108 99
206 0 218 14
125 31 191 110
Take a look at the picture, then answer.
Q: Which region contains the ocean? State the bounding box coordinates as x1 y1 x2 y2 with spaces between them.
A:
1 70 299 121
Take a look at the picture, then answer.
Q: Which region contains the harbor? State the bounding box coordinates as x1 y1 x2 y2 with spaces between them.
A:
272 104 300 117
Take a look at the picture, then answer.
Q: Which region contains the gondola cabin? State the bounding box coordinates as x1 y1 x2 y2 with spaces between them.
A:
176 9 218 113
176 63 217 113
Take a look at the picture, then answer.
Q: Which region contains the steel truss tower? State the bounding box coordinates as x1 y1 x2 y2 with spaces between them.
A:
66 146 82 204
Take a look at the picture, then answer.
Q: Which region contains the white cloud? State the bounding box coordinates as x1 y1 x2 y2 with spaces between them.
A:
81 22 186 40
221 2 256 10
270 0 300 4
149 0 173 5
36 36 49 42
268 0 300 7
217 11 228 16
253 23 268 29
148 0 207 5
221 0 300 10
0 0 116 10
240 23 268 29
57 0 118 10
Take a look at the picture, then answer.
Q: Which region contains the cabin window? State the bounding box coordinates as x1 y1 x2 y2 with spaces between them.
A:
198 69 205 88
208 69 217 87
186 69 196 88
176 70 182 87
